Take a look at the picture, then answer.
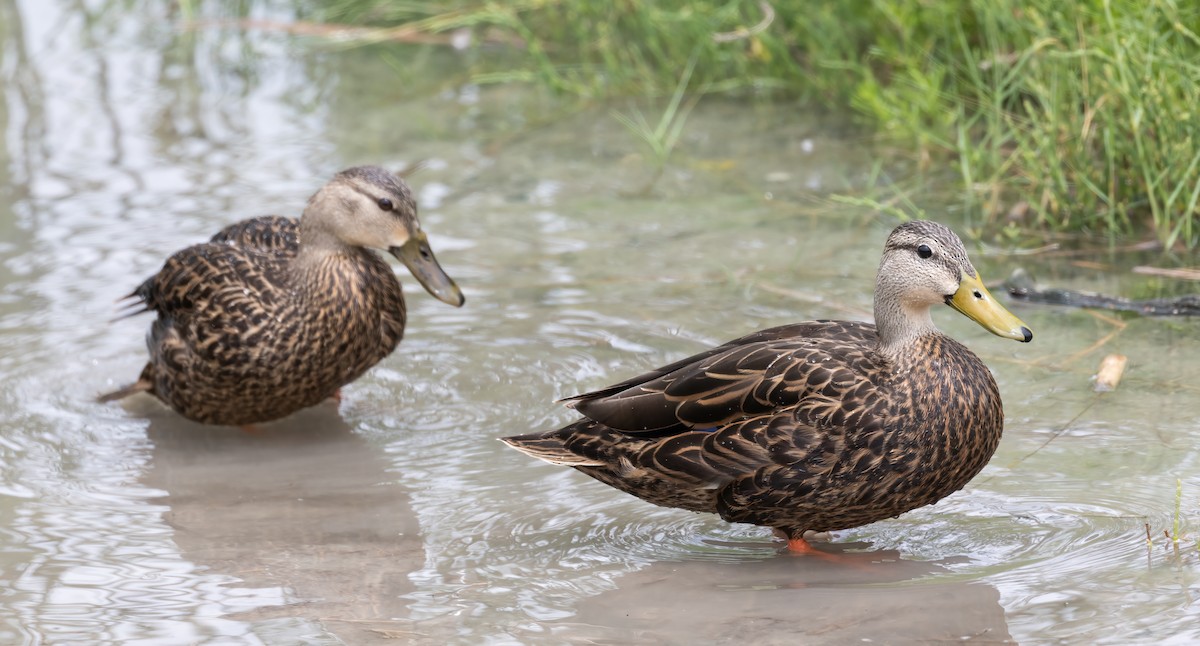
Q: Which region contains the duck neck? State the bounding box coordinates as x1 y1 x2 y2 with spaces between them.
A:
872 282 939 360
295 183 356 261
294 207 354 271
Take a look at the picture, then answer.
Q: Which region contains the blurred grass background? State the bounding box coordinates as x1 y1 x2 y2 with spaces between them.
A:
304 0 1200 248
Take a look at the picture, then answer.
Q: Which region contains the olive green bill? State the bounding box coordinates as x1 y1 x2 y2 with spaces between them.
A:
390 231 465 307
946 272 1032 342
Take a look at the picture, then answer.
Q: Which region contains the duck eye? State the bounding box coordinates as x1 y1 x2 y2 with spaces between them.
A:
377 197 394 212
916 244 932 259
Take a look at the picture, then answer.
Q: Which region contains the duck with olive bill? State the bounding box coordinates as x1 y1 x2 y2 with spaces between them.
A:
99 166 464 427
503 220 1031 553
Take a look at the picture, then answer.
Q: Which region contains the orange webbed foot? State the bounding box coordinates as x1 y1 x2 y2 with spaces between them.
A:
775 529 877 568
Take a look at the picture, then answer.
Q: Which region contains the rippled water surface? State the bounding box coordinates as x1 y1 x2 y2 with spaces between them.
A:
2 1 1199 643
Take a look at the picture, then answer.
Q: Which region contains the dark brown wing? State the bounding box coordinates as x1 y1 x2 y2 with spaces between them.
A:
568 321 879 435
513 365 893 522
209 215 299 256
142 242 292 364
143 247 280 318
562 322 863 402
119 216 298 319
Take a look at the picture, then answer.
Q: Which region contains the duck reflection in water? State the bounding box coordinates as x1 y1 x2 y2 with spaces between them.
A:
139 402 423 642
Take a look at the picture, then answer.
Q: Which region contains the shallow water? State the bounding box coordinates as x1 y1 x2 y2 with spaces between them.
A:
1 0 1199 643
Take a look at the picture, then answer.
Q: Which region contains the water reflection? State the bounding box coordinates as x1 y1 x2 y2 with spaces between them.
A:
563 548 1013 644
140 402 423 644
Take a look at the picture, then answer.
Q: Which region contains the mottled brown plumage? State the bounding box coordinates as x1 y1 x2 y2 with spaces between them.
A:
99 166 465 426
502 221 1032 548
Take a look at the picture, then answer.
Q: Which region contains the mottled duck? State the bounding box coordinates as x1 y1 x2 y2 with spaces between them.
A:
502 220 1031 553
99 166 465 426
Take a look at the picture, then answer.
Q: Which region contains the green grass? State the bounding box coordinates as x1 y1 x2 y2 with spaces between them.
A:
316 0 1200 248
1149 478 1199 563
610 52 701 194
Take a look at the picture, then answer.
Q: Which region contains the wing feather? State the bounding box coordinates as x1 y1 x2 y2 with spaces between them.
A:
571 321 878 435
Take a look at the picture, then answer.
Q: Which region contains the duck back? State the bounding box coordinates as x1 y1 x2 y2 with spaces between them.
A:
133 216 406 425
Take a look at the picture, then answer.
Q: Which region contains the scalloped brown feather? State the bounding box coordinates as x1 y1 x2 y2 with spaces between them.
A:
100 216 406 425
503 318 1005 539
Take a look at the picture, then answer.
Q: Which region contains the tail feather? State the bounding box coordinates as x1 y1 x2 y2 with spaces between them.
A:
96 376 153 404
109 279 155 322
499 434 606 467
111 300 151 322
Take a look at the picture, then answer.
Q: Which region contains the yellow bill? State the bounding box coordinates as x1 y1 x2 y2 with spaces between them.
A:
946 272 1032 342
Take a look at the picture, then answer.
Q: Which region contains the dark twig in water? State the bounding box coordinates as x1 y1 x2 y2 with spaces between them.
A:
1005 268 1200 316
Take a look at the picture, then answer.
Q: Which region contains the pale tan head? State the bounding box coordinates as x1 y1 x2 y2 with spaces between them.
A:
301 166 464 307
873 220 1030 352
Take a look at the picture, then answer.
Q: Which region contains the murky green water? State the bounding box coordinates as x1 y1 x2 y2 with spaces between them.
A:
1 1 1199 643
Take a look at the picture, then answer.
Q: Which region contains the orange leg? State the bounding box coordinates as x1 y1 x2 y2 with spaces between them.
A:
329 389 343 404
776 530 880 568
774 528 819 553
786 535 819 554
